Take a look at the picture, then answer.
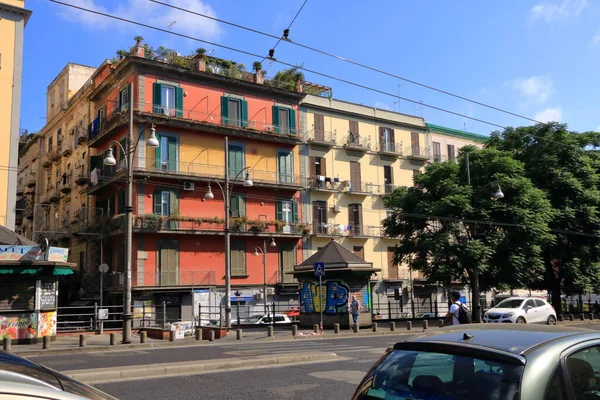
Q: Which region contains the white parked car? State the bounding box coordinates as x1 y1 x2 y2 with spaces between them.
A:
483 297 556 324
241 314 292 324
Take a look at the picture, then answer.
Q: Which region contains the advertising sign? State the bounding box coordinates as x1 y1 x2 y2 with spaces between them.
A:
0 246 44 262
0 311 57 340
46 247 69 262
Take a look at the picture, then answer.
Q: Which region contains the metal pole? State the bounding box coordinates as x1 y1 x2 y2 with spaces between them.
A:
319 275 323 331
99 274 104 334
263 239 267 316
122 81 135 344
224 136 232 329
465 151 471 186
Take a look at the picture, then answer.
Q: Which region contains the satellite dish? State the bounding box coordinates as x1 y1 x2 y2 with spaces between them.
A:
98 263 109 274
39 238 49 252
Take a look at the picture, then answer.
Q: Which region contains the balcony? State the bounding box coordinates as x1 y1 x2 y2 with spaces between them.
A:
378 141 403 157
128 270 217 289
344 181 378 196
430 153 457 163
49 188 62 203
74 167 89 185
26 175 36 188
51 147 62 163
268 270 297 285
405 145 430 161
42 157 52 169
89 102 301 148
61 141 73 157
308 176 340 192
59 173 72 193
343 134 370 153
311 223 379 238
102 215 310 238
380 184 407 195
306 130 337 147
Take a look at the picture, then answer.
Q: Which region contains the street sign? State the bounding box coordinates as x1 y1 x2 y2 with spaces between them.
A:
98 308 109 320
314 262 325 277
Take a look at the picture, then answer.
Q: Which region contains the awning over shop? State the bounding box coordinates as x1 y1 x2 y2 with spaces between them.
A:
0 266 74 275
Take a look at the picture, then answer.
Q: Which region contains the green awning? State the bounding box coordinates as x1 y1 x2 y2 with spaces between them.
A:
0 266 74 275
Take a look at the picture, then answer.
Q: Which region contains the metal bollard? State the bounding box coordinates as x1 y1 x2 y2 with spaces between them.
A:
580 313 585 321
268 326 274 337
423 320 429 330
43 336 51 349
590 313 595 320
406 321 412 331
334 323 340 334
372 323 378 332
292 325 298 336
3 337 11 352
558 314 564 322
313 324 319 334
79 335 86 348
208 330 215 342
169 330 175 342
390 322 396 331
195 328 202 341
109 333 116 345
140 331 147 344
439 320 444 328
236 329 243 340
569 314 574 321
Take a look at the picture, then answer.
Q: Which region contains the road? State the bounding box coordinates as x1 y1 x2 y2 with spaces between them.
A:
94 344 389 400
29 335 404 372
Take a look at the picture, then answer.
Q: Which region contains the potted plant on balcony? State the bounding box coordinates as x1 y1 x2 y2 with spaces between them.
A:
193 48 207 72
249 220 267 235
230 218 244 232
116 49 129 61
134 35 144 46
252 61 264 84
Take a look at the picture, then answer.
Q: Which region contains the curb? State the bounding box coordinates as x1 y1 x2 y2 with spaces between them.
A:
64 352 341 384
18 330 416 358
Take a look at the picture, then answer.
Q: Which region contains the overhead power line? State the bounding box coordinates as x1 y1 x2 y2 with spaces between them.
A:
262 0 308 63
149 0 541 125
48 0 507 129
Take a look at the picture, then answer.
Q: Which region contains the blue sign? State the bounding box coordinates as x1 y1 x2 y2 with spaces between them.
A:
314 262 325 277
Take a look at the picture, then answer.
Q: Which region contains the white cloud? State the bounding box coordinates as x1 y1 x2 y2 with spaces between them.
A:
534 107 563 123
530 0 588 22
509 76 554 104
56 0 221 41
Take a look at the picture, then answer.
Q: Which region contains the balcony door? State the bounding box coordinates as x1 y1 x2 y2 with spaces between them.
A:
156 135 177 171
350 161 361 192
157 240 179 286
411 132 420 156
348 204 362 235
313 114 325 141
379 127 395 152
277 150 293 184
279 243 296 284
228 143 244 178
312 201 327 234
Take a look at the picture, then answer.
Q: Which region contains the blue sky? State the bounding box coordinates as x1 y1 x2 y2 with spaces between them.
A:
21 0 600 136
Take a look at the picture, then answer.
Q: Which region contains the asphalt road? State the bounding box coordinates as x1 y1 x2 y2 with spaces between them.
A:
94 352 385 400
29 335 405 372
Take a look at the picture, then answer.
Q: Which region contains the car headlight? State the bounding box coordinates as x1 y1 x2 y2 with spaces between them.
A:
502 312 515 318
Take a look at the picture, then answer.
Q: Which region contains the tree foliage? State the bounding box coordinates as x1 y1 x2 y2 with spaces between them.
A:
487 123 600 309
383 147 553 319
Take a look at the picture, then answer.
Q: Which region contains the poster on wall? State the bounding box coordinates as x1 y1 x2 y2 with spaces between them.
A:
133 300 152 320
37 311 57 337
0 311 56 340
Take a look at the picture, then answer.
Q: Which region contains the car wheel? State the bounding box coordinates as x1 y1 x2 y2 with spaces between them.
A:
547 315 557 325
516 317 526 324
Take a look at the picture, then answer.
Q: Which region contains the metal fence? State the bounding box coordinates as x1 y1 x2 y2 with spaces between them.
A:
56 304 123 333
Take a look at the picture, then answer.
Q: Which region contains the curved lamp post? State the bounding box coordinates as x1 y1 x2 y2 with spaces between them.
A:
254 238 277 316
102 81 159 344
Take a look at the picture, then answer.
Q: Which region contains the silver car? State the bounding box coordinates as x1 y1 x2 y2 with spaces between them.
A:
352 324 600 399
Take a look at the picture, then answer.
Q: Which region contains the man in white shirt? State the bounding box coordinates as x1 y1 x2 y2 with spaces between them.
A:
442 292 462 327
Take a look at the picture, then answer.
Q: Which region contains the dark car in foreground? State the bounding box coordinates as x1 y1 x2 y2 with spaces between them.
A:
0 350 117 400
352 324 600 400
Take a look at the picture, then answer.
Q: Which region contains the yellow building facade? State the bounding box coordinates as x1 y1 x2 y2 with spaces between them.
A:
0 0 31 229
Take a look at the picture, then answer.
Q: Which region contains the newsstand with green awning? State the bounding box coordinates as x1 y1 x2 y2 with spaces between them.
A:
0 244 76 344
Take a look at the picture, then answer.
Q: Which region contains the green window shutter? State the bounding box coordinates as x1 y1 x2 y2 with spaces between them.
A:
292 200 299 222
230 195 239 217
276 201 283 221
175 87 183 117
221 96 229 124
155 136 161 169
153 190 161 214
239 195 246 217
272 106 280 133
153 83 162 113
289 108 296 135
241 100 248 128
169 190 179 215
167 137 177 171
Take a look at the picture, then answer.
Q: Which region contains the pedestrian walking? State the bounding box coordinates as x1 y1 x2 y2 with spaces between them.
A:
442 292 472 326
350 296 361 324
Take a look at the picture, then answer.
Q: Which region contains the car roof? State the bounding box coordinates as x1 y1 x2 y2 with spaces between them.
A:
498 297 547 301
400 324 599 356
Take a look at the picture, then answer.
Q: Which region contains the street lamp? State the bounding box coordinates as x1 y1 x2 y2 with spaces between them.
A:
254 238 277 316
102 81 159 344
203 136 253 328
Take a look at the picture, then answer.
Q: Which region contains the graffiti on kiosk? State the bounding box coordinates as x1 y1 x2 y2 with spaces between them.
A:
300 281 350 314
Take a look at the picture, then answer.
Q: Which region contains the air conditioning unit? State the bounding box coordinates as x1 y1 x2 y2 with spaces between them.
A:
183 181 195 191
255 293 264 300
266 288 275 295
333 205 342 213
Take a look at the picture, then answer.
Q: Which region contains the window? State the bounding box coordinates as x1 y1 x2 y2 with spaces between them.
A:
534 299 546 307
309 156 327 188
313 114 325 140
523 299 536 309
312 200 327 234
152 83 183 117
230 194 246 218
156 135 177 171
276 200 298 224
221 96 248 127
47 137 53 153
153 189 178 217
279 243 296 284
277 150 293 184
231 241 246 276
384 165 394 194
157 240 179 285
118 87 129 112
544 366 567 400
349 120 359 136
433 141 441 162
448 144 456 162
348 203 362 235
227 143 244 177
379 127 396 152
272 106 296 135
566 346 600 399
350 161 362 192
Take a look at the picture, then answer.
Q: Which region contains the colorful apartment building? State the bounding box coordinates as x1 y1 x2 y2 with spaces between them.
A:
298 95 488 317
0 0 31 229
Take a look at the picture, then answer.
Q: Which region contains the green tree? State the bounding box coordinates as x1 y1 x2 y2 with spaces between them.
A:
382 147 553 321
488 123 600 311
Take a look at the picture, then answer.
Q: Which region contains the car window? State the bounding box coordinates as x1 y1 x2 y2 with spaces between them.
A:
544 366 567 400
534 299 546 307
566 346 600 399
496 299 525 308
524 299 536 309
355 349 523 400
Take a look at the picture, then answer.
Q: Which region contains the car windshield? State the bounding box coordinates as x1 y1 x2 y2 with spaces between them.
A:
495 299 525 309
246 315 263 323
353 349 523 400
